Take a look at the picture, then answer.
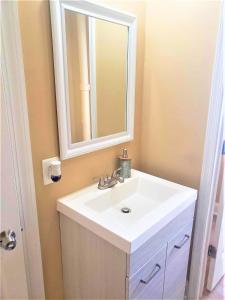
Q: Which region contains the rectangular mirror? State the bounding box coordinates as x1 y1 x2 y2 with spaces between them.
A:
50 0 136 159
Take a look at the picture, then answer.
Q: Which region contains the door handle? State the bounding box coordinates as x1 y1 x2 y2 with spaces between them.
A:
174 234 190 249
140 264 161 284
0 230 17 251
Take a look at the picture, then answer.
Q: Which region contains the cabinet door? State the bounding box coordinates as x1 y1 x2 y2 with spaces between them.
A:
127 246 166 300
163 222 193 300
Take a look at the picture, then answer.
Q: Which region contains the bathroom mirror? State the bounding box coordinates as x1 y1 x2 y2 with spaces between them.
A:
50 0 136 159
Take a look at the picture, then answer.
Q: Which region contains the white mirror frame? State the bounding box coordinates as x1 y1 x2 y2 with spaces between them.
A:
50 0 137 160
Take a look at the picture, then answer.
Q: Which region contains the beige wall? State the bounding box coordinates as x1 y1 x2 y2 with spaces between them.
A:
18 0 145 298
140 0 221 189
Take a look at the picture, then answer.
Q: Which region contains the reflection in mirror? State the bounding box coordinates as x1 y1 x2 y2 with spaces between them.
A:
65 10 90 143
94 19 128 138
64 10 128 144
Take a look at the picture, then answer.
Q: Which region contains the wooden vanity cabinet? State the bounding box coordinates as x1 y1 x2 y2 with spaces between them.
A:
60 202 195 300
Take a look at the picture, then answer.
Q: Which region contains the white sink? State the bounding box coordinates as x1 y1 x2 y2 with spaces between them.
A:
57 170 197 253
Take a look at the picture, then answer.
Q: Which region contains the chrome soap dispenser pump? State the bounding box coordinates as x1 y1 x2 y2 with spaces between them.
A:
119 148 131 178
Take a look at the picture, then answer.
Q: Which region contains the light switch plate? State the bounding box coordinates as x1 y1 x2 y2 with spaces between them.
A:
42 157 60 185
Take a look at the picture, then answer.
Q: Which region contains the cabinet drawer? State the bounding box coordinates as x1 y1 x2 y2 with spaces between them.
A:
163 222 193 300
126 246 166 300
127 203 195 276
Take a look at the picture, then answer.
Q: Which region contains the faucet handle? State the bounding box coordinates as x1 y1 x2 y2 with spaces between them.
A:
112 167 122 178
98 177 105 187
106 175 110 181
112 168 125 183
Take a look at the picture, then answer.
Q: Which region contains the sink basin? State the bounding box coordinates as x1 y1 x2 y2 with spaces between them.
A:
57 169 197 253
85 176 178 223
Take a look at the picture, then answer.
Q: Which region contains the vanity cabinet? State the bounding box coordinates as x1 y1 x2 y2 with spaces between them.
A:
60 202 195 300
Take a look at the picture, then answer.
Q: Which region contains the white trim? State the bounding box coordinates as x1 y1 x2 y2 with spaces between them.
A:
50 0 136 159
61 0 136 26
1 2 45 298
188 6 224 299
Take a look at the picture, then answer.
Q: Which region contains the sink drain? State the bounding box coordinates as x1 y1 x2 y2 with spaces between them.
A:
121 207 131 214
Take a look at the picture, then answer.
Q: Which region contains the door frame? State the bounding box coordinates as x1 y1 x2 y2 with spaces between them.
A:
1 1 45 298
188 4 224 299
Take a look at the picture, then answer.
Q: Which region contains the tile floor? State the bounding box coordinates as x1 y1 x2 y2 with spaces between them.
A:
202 276 225 300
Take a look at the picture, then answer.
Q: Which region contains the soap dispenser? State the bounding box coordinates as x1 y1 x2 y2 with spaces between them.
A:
119 149 131 178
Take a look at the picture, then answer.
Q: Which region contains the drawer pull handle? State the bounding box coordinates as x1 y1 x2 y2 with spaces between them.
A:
140 264 161 285
174 234 190 249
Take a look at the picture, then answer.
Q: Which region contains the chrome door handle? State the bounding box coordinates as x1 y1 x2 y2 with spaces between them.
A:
140 264 161 284
174 234 190 249
0 230 17 251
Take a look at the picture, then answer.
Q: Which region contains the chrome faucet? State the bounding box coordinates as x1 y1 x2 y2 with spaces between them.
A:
98 168 124 190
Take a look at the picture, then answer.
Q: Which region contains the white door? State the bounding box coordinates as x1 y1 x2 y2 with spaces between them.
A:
0 53 29 299
207 141 225 291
